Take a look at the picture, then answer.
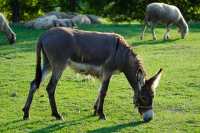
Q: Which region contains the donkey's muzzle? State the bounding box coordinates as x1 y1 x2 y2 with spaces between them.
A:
142 109 154 122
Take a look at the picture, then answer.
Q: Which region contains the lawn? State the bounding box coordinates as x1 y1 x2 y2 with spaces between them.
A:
0 22 200 133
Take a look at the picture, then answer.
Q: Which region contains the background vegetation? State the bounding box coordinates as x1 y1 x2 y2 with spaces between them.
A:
0 0 200 132
0 23 200 132
0 0 200 22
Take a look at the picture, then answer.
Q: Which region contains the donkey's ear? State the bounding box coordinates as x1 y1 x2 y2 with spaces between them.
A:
149 68 163 92
136 68 145 91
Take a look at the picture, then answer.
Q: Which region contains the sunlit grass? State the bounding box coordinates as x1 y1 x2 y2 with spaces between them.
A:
0 23 200 132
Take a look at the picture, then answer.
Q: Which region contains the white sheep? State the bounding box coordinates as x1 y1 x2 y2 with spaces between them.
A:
0 13 16 44
140 3 189 40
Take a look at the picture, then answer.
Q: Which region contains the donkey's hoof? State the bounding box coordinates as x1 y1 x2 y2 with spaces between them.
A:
23 115 29 120
56 116 64 120
99 114 106 120
52 113 64 120
22 109 29 120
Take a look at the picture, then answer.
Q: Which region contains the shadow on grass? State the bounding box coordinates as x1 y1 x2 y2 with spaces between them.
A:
0 119 23 129
0 116 93 132
13 115 144 133
87 121 144 133
0 119 40 132
30 115 93 133
133 38 180 46
30 118 144 133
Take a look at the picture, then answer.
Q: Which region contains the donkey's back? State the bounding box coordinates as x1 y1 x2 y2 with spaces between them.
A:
39 27 121 78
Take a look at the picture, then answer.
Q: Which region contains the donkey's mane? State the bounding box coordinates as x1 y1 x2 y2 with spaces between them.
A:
115 33 131 49
115 34 146 77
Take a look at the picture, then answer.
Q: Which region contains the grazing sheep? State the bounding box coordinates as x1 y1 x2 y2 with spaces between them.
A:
140 3 189 40
0 13 16 44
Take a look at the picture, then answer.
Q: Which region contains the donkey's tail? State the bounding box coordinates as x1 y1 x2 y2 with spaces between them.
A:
34 39 42 88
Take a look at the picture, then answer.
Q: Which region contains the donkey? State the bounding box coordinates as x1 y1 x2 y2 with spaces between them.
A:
0 13 16 44
23 27 162 122
140 2 188 40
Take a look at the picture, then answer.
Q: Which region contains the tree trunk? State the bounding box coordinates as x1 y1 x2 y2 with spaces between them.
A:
69 0 76 12
10 0 20 22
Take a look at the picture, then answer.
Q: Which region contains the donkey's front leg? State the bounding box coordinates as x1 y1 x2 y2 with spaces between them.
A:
96 74 111 120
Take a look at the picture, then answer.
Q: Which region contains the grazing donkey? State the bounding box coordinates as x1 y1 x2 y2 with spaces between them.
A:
140 2 188 40
0 13 16 44
23 27 162 122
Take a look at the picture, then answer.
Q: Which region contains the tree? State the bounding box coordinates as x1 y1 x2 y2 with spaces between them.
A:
9 0 20 22
87 0 200 22
0 0 199 22
69 0 76 11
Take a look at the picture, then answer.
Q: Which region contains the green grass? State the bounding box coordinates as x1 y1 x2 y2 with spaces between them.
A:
0 23 200 133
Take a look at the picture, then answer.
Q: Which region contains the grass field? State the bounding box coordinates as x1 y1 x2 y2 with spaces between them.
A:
0 23 200 132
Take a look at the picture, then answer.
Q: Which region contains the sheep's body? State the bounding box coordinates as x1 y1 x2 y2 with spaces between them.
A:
140 3 188 40
0 13 16 44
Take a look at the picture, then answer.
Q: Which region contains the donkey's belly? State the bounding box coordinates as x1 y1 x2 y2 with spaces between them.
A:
68 59 103 78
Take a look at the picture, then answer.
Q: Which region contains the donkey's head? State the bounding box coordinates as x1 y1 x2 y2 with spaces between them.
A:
134 68 162 122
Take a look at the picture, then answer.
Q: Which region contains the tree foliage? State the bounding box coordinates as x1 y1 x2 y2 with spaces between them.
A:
87 0 200 22
0 0 199 22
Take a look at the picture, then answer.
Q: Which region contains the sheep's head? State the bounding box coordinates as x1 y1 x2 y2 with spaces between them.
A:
181 23 189 39
177 18 189 39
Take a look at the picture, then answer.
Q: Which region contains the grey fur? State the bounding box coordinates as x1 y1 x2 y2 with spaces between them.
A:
140 2 189 40
0 13 16 44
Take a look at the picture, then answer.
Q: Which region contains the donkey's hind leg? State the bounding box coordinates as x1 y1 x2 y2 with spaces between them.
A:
23 58 51 120
46 65 65 120
23 79 38 120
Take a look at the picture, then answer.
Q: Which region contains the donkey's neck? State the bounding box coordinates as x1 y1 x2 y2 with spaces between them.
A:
123 52 145 92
